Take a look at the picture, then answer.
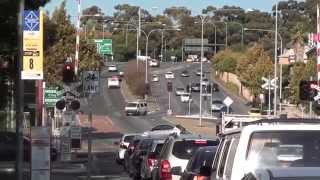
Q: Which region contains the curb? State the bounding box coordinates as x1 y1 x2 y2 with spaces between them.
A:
52 163 86 174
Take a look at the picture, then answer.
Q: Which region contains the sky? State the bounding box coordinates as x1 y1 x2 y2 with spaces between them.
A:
44 0 276 20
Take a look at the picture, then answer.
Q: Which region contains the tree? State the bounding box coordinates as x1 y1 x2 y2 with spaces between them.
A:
289 62 306 104
236 44 273 96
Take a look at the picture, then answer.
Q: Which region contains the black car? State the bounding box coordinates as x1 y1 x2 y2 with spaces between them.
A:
181 70 189 77
124 136 142 171
212 83 219 92
191 83 201 92
127 138 154 179
180 146 217 180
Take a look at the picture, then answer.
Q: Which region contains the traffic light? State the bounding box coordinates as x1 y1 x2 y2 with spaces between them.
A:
167 81 173 92
63 63 75 83
299 80 318 101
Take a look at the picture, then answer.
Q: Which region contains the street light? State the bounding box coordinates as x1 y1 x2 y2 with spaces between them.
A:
244 28 283 54
141 28 181 100
244 26 283 116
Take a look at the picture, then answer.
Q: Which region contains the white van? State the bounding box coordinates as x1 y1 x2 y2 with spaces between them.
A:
125 101 148 116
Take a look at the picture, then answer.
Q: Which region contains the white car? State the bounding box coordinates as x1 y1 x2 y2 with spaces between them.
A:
108 65 117 72
116 133 140 164
108 76 120 88
201 78 209 86
180 92 191 103
149 59 160 67
175 88 185 96
165 72 175 79
152 75 159 82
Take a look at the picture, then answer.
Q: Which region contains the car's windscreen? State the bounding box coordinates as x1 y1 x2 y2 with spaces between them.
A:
124 135 135 143
172 140 218 159
151 125 174 131
188 147 217 172
127 103 137 107
246 131 320 169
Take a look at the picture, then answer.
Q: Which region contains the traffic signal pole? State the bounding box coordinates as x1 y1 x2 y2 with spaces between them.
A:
16 1 24 180
87 94 93 180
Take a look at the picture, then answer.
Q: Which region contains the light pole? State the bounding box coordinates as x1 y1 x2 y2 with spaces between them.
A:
140 28 180 99
199 14 207 127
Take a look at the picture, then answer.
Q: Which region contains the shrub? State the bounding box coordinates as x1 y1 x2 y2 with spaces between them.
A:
124 60 147 97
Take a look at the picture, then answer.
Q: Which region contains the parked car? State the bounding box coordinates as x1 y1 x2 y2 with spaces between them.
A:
107 76 120 88
152 74 159 82
180 92 191 103
165 72 175 79
140 139 166 180
153 134 219 180
116 133 140 164
118 71 124 77
175 88 185 96
125 101 148 116
180 146 217 180
108 65 117 72
181 70 189 77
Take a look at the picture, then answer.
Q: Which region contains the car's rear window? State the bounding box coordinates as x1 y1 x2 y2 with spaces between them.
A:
124 135 135 143
172 140 218 159
188 147 217 172
154 143 164 155
127 103 137 107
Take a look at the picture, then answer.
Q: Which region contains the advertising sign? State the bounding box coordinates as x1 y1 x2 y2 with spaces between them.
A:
22 10 44 80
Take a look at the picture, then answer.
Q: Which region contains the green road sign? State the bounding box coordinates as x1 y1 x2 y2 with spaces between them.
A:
94 39 112 55
45 87 63 107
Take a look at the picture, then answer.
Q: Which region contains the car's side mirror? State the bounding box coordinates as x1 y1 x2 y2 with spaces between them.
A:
199 165 212 177
171 166 182 176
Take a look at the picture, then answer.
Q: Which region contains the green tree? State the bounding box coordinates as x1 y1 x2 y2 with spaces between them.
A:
289 62 306 104
236 44 273 96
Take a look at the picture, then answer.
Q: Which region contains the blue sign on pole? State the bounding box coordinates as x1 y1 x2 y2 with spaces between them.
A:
23 10 40 31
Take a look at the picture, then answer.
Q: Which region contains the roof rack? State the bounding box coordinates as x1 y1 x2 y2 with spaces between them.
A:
222 114 320 133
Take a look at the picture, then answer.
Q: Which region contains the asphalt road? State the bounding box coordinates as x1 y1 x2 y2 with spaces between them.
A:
150 62 250 117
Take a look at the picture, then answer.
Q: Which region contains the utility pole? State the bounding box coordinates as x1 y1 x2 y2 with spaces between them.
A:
161 30 164 62
199 15 205 127
16 1 24 180
309 76 313 118
274 1 278 116
268 74 271 116
87 94 93 180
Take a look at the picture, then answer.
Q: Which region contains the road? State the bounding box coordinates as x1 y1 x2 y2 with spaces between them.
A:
51 61 249 180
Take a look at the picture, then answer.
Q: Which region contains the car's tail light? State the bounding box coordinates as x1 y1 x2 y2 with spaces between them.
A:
119 143 126 149
147 153 156 168
193 176 209 180
128 144 135 154
194 140 207 145
160 160 171 180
